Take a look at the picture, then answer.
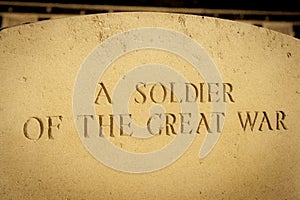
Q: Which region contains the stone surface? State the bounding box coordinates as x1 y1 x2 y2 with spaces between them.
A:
0 12 299 199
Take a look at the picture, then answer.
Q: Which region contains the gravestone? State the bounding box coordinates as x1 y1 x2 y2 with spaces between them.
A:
0 12 299 199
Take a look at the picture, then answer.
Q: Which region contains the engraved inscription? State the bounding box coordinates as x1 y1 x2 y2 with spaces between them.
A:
23 116 63 140
94 82 235 105
237 111 287 132
23 81 288 141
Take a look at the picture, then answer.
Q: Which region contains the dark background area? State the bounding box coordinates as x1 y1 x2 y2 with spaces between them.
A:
1 0 299 38
9 0 300 11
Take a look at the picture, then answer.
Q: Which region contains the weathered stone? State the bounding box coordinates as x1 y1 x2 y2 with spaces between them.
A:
0 12 299 199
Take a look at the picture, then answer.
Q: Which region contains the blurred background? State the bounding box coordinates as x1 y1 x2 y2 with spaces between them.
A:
0 0 299 38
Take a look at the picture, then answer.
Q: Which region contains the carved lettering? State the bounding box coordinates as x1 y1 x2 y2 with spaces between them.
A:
135 82 147 104
276 111 287 130
150 82 167 103
238 111 259 131
197 113 211 134
258 111 273 131
147 113 163 135
129 82 235 104
180 113 193 134
165 113 177 135
185 83 198 102
119 114 133 136
238 111 287 132
213 112 226 133
170 82 179 103
223 83 235 103
23 117 44 141
98 114 114 137
77 115 94 138
208 83 220 102
94 82 112 105
47 116 63 139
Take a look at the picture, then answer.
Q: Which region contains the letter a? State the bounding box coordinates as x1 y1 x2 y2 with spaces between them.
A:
94 82 112 104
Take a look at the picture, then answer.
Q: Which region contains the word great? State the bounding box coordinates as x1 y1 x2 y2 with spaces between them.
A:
77 112 225 137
